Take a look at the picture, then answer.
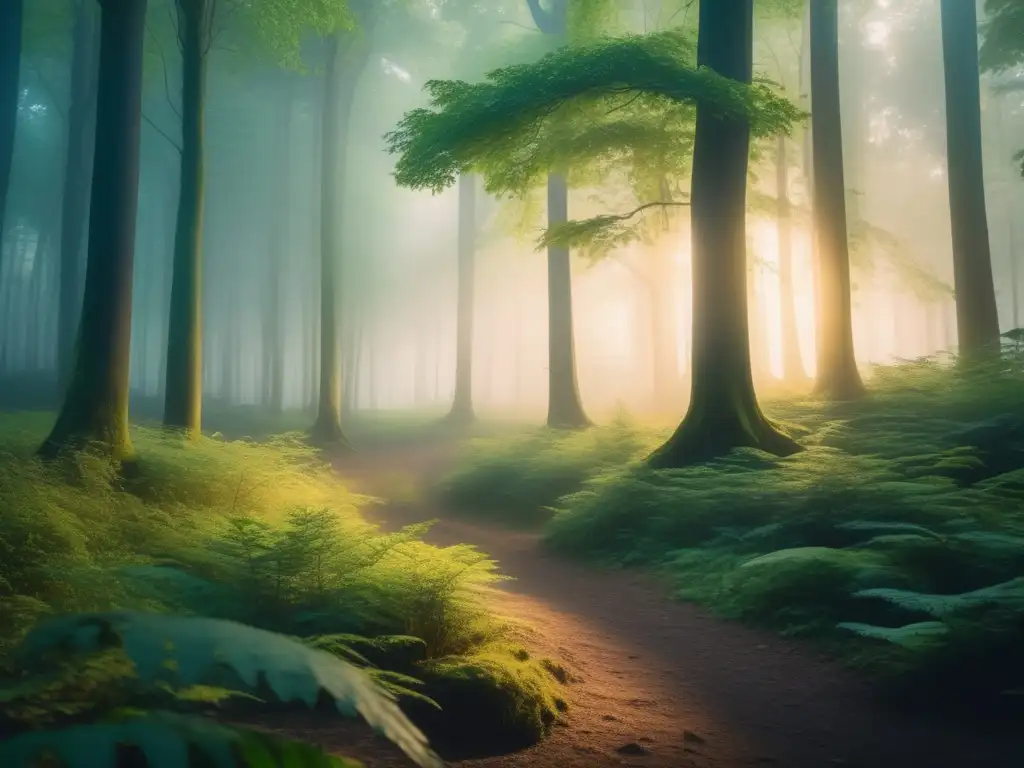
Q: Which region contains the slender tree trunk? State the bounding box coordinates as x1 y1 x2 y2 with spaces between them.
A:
939 0 1001 359
265 79 293 413
775 133 807 384
163 0 209 435
810 0 864 400
647 0 799 468
524 0 590 429
447 172 475 424
57 0 100 387
40 0 148 459
310 30 371 446
0 0 22 247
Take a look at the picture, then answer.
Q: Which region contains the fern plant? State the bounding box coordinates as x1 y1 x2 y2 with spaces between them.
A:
0 612 446 768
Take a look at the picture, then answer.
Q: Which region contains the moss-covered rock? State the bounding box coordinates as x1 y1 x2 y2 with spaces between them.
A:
404 645 569 759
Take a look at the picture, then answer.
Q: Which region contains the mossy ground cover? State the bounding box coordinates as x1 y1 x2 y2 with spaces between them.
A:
437 353 1024 717
0 411 567 754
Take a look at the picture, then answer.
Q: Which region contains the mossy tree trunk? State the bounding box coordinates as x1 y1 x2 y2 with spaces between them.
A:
0 0 22 249
939 0 1001 361
809 0 865 401
310 28 371 447
39 0 148 459
446 172 476 425
57 0 100 388
163 0 211 436
525 0 591 430
775 133 808 384
646 0 800 469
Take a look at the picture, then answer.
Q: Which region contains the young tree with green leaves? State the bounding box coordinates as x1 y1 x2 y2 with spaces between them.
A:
809 0 864 400
940 0 1002 360
39 0 149 459
386 9 800 464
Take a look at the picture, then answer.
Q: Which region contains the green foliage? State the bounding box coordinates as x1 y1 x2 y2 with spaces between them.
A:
385 28 802 194
0 413 498 667
980 0 1024 73
9 612 443 766
0 709 361 768
437 414 654 527
438 356 1024 709
230 0 356 70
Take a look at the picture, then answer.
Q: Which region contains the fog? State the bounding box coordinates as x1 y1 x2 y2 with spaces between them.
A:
2 0 1022 425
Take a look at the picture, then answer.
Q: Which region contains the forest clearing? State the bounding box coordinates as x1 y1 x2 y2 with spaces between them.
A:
2 0 1024 766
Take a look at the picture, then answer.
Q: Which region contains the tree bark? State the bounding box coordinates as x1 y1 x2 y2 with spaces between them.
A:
810 0 864 400
163 0 210 435
264 78 293 414
446 172 476 424
40 0 148 459
57 0 100 387
0 0 22 248
310 29 371 446
524 0 590 430
775 133 808 384
939 0 1001 360
647 0 800 468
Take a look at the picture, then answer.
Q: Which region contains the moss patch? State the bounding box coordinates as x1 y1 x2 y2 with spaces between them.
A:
404 645 569 759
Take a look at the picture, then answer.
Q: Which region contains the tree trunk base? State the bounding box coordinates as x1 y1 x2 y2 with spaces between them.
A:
308 417 354 452
442 403 475 429
812 371 866 401
646 407 801 469
546 409 592 431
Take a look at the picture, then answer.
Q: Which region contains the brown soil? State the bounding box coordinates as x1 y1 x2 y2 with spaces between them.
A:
262 441 1024 768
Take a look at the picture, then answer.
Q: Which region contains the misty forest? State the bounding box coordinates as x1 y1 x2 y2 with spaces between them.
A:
1 0 1024 766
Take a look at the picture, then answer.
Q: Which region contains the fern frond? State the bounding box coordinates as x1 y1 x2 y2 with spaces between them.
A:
0 709 360 768
837 621 950 649
853 578 1024 617
14 612 445 768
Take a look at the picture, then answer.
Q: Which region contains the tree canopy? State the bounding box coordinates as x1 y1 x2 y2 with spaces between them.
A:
385 27 802 249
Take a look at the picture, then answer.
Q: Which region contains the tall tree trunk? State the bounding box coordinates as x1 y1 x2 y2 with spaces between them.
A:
264 79 293 414
447 172 475 424
163 0 210 435
310 29 370 446
810 0 864 400
57 0 100 387
775 133 807 383
939 0 1001 359
40 0 148 459
0 0 22 247
647 0 799 468
525 0 590 429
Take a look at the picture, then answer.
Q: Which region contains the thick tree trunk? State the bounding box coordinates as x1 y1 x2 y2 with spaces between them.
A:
775 133 807 384
647 0 799 469
310 29 371 446
447 172 476 424
0 0 22 246
57 0 100 387
163 0 209 435
524 0 590 429
939 0 1001 360
40 0 148 459
810 0 864 400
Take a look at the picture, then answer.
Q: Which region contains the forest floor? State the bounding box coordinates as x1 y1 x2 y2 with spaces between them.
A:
257 438 1024 768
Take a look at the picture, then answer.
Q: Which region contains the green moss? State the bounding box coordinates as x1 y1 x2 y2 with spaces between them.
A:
405 645 569 759
306 634 427 674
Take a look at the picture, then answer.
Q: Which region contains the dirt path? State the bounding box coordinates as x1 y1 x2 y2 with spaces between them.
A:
276 443 1024 768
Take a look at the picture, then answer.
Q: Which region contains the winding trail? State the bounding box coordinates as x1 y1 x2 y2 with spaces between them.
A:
271 440 1024 768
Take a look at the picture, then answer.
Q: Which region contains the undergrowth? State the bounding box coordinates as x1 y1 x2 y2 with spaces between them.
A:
0 412 572 759
440 352 1024 716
